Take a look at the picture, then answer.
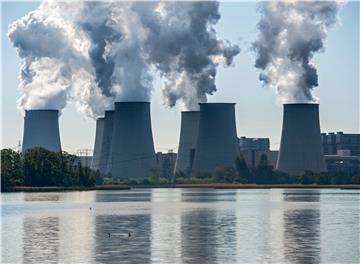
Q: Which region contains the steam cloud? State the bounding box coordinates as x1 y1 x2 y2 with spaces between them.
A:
253 1 342 103
8 1 239 116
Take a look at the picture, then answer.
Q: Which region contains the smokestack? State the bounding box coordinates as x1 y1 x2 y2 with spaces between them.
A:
174 111 200 176
91 117 104 172
22 110 61 152
276 103 326 175
192 103 240 174
98 110 114 174
107 102 156 178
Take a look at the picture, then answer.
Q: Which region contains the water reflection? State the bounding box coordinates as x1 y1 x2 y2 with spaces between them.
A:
23 217 60 264
95 214 151 263
283 190 321 264
181 209 218 263
151 189 182 263
1 189 359 263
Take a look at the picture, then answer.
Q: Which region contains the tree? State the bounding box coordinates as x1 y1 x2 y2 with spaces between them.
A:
1 149 24 190
213 166 238 183
235 156 252 182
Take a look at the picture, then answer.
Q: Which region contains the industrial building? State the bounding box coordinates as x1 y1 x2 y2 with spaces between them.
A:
22 109 62 152
156 151 177 182
174 111 200 176
192 103 240 174
276 104 326 175
239 137 270 151
322 132 360 156
107 102 156 178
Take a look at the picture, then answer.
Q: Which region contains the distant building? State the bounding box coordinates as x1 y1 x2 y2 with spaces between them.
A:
322 132 360 156
77 156 93 168
76 149 93 168
239 137 270 151
238 137 278 169
325 150 360 175
156 150 177 182
240 150 278 169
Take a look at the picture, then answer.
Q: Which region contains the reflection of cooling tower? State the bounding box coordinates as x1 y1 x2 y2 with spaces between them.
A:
91 117 104 171
22 110 61 152
276 104 326 175
107 102 156 178
98 110 114 174
192 103 240 173
174 111 200 176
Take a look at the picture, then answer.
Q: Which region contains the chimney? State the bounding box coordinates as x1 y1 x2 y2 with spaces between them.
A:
192 103 240 174
91 117 105 172
174 111 200 176
22 110 61 152
107 102 156 178
276 103 327 175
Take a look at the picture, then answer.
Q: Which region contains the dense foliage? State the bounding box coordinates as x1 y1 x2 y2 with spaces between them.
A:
1 148 98 191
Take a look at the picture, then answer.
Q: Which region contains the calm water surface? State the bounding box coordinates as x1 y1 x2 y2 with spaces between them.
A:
1 188 359 263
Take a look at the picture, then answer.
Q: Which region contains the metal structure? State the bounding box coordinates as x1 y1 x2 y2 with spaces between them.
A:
192 103 240 174
91 117 104 171
174 111 200 176
107 102 156 178
22 109 61 152
276 103 327 175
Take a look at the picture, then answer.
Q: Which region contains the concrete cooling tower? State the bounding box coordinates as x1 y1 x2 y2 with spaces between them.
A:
91 117 105 172
174 111 200 176
98 110 114 174
22 110 61 152
107 102 156 178
276 103 326 175
192 103 240 174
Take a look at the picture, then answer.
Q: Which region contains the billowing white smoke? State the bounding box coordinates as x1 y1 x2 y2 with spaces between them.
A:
253 1 343 104
8 1 239 116
8 1 110 117
135 1 240 110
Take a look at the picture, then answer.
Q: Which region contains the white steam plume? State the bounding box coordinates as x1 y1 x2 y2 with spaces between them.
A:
253 1 343 104
8 1 110 117
8 1 239 117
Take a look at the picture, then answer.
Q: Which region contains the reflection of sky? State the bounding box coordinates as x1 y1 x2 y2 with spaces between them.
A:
1 189 360 263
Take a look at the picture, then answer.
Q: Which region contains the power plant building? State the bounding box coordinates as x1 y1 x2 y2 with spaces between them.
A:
192 103 240 174
174 111 200 176
107 102 156 178
22 109 62 152
321 132 360 157
276 103 326 175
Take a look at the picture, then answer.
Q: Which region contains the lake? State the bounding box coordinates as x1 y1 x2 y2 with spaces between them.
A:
1 188 359 263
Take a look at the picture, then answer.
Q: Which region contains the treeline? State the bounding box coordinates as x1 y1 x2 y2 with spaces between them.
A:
174 155 360 185
1 148 100 191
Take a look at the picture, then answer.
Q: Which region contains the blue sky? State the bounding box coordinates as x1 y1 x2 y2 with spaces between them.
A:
1 1 359 153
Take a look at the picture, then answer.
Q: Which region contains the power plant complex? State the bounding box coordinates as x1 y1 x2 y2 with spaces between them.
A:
21 101 355 178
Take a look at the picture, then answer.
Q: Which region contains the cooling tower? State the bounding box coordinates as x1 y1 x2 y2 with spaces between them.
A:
98 110 114 174
22 110 62 152
174 111 200 176
192 103 240 174
276 103 326 175
91 117 105 171
107 102 156 178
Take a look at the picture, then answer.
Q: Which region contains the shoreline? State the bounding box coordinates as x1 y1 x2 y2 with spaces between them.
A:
2 183 360 192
